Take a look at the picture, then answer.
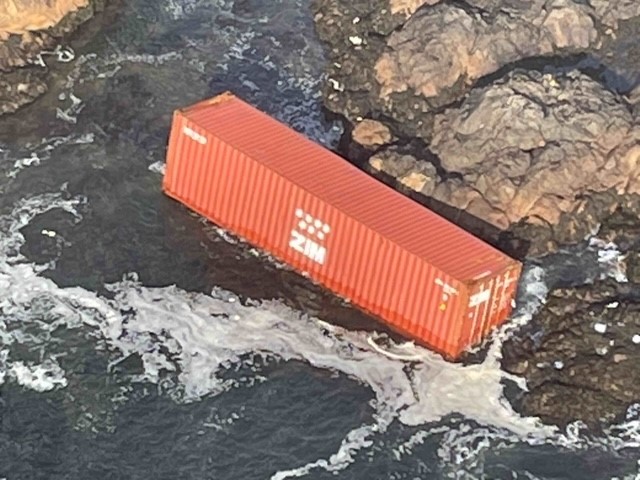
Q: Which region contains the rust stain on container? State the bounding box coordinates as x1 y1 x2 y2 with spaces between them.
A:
163 92 523 360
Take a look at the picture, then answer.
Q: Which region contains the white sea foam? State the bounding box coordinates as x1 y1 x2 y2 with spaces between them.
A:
5 133 94 178
10 359 68 392
0 190 553 475
1 189 639 477
148 161 166 175
0 184 636 477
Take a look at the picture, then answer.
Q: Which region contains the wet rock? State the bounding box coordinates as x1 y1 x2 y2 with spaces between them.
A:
369 70 640 243
0 68 48 115
352 118 393 147
313 0 640 140
501 200 640 428
0 0 106 116
502 277 640 428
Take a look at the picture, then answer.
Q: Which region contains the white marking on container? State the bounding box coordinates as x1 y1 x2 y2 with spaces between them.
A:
182 125 207 145
469 288 491 308
479 279 496 343
435 278 458 296
468 282 485 345
289 208 329 265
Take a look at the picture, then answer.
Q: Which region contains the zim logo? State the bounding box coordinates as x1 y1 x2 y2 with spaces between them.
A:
289 208 330 265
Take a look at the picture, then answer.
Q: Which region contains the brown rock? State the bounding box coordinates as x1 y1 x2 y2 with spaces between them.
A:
313 0 640 141
362 70 640 241
352 119 393 147
374 2 599 101
0 0 90 35
0 0 104 116
425 70 640 228
389 0 439 17
542 6 596 49
368 147 438 196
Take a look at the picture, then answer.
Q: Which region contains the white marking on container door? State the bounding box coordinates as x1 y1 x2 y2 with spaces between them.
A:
498 270 518 311
478 278 496 343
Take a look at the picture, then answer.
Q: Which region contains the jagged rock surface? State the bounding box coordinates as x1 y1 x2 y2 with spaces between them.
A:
502 203 640 428
0 0 104 114
314 0 640 428
370 70 640 236
313 0 640 140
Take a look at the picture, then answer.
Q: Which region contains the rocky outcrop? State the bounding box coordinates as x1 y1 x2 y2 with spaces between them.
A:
313 0 640 141
502 202 640 428
370 70 640 234
0 0 105 115
314 0 640 427
503 278 640 428
0 0 89 36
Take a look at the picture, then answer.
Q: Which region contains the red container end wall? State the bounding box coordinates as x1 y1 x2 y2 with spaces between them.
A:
163 92 523 359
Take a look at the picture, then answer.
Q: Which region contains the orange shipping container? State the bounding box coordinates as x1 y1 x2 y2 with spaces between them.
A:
163 92 522 359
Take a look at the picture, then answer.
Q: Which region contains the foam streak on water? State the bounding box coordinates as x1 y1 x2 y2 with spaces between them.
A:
3 188 637 478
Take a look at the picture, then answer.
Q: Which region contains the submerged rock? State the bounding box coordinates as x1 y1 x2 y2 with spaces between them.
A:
0 0 106 115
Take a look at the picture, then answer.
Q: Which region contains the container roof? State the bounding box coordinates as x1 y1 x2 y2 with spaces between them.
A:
181 93 518 283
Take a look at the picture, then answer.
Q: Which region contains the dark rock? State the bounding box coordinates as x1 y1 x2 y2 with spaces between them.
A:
502 276 640 429
0 68 48 115
313 0 640 428
313 0 640 141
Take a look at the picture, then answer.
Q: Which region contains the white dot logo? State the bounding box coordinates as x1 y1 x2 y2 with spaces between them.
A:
291 209 331 242
289 208 331 265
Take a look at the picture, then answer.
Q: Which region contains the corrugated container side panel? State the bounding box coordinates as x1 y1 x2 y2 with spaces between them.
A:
185 98 517 282
165 107 519 358
385 247 406 322
330 208 355 297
